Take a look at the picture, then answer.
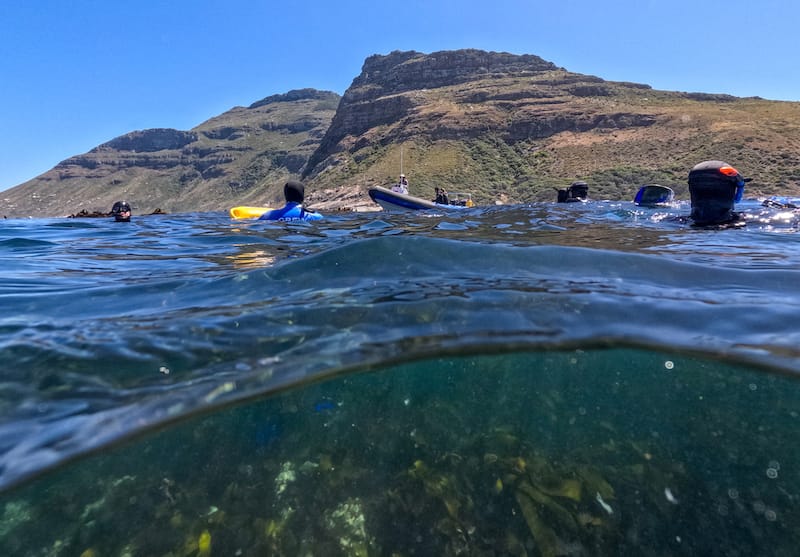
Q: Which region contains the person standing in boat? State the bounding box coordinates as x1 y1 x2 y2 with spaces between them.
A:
392 174 409 194
258 180 323 222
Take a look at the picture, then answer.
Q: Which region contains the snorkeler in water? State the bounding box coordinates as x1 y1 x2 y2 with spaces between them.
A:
110 201 132 222
687 160 750 227
258 181 323 222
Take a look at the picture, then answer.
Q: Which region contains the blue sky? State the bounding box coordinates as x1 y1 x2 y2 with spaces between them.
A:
1 0 797 192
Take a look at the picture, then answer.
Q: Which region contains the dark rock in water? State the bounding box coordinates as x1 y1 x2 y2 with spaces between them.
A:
68 209 109 218
66 207 168 218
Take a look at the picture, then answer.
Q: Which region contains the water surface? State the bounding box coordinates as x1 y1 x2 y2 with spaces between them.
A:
1 199 799 555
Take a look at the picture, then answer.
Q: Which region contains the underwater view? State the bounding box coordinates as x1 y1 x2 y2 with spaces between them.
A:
1 198 800 556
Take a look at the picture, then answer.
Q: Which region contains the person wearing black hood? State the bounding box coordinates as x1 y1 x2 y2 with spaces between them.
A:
688 160 750 227
110 201 132 222
258 180 323 221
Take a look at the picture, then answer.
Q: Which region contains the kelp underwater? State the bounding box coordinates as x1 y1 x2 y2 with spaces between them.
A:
0 348 797 557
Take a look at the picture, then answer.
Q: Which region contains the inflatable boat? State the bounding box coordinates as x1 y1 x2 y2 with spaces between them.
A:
368 186 474 212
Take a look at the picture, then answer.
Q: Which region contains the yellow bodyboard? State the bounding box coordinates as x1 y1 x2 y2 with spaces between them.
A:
229 206 272 219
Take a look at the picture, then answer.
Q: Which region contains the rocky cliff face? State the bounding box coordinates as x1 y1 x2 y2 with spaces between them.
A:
351 49 558 98
98 129 199 152
304 50 562 173
302 49 668 182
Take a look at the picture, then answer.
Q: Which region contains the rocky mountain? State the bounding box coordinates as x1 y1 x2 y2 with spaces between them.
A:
302 49 800 206
2 89 339 217
4 49 800 217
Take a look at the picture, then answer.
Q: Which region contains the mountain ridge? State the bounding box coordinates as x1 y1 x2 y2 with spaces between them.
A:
3 49 800 217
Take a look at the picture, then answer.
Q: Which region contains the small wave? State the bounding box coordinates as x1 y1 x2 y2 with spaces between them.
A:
0 238 55 250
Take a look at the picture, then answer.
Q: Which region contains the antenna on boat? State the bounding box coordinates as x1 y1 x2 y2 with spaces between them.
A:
400 146 404 176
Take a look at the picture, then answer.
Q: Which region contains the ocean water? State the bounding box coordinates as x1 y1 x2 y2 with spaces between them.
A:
1 199 800 556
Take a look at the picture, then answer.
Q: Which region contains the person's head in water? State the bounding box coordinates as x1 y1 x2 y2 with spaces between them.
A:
283 180 305 204
688 161 750 226
568 181 589 200
110 201 131 222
